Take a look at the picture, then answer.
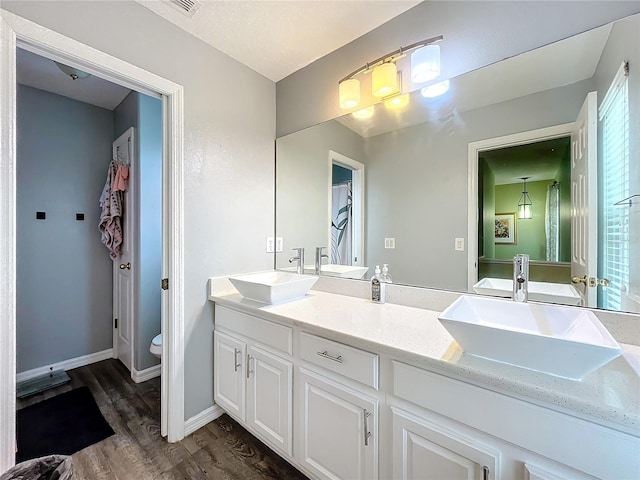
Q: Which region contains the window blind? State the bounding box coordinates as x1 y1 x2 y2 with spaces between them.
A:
599 62 629 311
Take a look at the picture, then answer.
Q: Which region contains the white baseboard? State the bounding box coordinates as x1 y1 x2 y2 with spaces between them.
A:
16 348 113 383
131 364 161 383
184 404 225 436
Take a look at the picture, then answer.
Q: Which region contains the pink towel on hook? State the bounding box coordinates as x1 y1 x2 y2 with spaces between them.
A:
99 161 124 260
113 164 129 192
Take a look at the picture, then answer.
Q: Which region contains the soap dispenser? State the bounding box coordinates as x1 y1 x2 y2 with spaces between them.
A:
371 265 385 304
381 264 393 284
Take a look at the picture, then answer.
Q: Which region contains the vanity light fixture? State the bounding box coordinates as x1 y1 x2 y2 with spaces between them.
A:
421 79 450 98
518 177 533 219
338 34 443 109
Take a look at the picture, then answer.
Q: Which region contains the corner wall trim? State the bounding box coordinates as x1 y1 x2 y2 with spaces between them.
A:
16 348 113 383
131 364 161 383
184 404 225 437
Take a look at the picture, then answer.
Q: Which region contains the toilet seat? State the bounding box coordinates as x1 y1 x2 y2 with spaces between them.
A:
150 333 162 358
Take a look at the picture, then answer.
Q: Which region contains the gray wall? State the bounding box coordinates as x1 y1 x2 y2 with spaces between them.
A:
114 91 163 372
16 85 114 373
3 0 276 419
363 80 593 291
276 120 365 270
276 1 640 136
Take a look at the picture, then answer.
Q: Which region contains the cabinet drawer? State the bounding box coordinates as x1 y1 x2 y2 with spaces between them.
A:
215 305 292 355
299 332 379 389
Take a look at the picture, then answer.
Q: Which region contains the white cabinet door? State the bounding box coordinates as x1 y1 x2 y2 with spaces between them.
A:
393 408 500 480
247 344 293 456
214 330 246 422
298 368 378 480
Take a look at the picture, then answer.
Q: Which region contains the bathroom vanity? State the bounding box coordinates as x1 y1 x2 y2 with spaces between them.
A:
209 277 640 480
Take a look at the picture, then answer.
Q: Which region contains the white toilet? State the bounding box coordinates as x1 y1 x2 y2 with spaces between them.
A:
150 333 162 358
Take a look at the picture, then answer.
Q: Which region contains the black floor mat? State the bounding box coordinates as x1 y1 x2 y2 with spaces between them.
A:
16 386 114 463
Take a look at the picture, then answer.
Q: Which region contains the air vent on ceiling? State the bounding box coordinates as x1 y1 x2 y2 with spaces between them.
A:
166 0 201 17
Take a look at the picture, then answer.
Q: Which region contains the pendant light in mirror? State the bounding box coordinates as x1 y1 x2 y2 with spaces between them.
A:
339 78 360 109
518 177 533 219
372 62 398 97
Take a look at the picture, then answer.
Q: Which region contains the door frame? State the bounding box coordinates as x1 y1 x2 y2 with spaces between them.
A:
327 150 365 265
466 123 574 292
0 10 186 470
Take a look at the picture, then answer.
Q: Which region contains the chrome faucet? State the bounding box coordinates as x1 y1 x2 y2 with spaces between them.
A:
513 254 529 302
289 247 305 274
315 246 329 275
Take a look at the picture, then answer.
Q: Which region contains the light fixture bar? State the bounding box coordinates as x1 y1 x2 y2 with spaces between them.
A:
338 35 443 84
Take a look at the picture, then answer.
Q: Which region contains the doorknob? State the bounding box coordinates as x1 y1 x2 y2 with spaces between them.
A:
571 275 588 284
119 262 131 270
572 275 610 287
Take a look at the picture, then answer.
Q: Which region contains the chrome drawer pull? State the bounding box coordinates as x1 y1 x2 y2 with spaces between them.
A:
363 409 372 446
317 350 343 363
233 348 241 372
246 354 253 379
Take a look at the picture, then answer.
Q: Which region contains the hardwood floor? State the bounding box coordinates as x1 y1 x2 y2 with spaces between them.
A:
17 359 308 480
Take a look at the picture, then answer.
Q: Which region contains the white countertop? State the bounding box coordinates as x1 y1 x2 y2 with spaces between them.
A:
209 286 640 436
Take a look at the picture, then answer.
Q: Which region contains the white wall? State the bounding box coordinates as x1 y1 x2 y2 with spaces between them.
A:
16 84 114 372
2 0 276 419
276 1 640 136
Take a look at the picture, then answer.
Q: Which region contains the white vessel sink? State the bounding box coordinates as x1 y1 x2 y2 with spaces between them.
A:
317 264 369 279
229 271 318 304
473 278 582 305
438 295 622 379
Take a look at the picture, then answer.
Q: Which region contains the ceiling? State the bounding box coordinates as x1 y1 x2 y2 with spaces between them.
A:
17 48 132 110
136 0 421 82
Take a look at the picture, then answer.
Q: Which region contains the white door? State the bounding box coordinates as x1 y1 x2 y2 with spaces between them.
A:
298 368 377 480
393 409 500 480
570 92 598 307
213 330 246 422
112 128 135 370
247 345 293 456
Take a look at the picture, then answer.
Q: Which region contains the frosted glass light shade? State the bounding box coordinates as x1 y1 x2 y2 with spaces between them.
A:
339 78 360 109
411 44 440 83
518 204 532 219
372 62 398 97
384 94 409 110
352 106 374 119
420 79 450 98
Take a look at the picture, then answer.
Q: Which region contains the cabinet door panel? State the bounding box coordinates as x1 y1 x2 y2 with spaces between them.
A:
299 369 377 480
393 408 500 480
214 330 246 421
248 345 293 456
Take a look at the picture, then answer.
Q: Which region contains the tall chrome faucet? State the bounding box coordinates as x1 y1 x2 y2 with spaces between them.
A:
513 254 529 302
289 247 305 274
315 247 329 275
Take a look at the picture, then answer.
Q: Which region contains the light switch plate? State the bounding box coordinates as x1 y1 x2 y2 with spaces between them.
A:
384 238 396 249
275 237 283 252
455 238 465 251
266 236 275 253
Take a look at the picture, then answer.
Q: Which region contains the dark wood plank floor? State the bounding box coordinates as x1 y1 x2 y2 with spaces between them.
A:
17 359 308 480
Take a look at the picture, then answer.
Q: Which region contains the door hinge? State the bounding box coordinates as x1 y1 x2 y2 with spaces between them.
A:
161 278 169 290
114 318 118 329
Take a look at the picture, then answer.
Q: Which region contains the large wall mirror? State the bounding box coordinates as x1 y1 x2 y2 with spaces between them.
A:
276 13 639 314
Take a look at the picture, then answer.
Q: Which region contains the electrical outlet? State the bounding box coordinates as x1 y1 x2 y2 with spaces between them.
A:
266 236 275 253
275 237 283 252
384 237 395 249
455 238 465 251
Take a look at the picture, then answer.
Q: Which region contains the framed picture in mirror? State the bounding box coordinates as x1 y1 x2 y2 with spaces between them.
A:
495 213 516 244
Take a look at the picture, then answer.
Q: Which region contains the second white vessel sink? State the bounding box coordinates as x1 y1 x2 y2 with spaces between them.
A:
438 295 623 379
473 277 582 305
229 271 318 304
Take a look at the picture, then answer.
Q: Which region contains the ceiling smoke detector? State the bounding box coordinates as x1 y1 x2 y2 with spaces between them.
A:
166 0 201 17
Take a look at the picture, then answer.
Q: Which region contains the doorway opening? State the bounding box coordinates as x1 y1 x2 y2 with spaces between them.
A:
328 150 364 267
1 12 185 469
